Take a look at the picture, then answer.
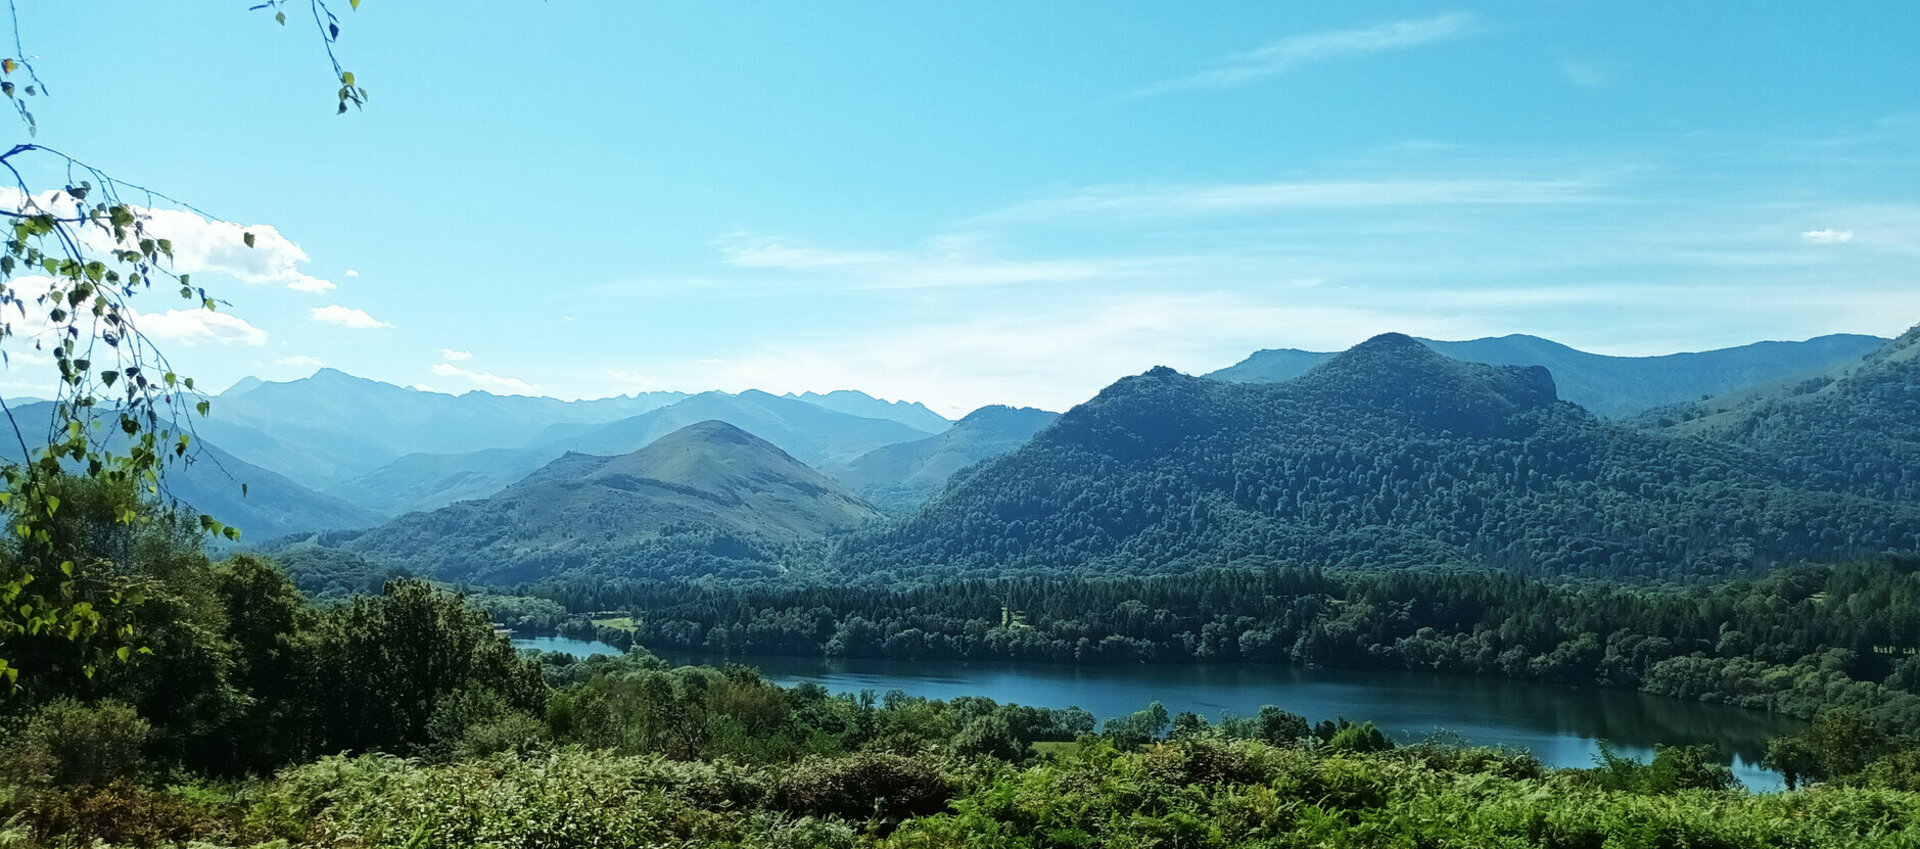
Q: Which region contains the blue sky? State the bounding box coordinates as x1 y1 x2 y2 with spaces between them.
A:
6 2 1918 415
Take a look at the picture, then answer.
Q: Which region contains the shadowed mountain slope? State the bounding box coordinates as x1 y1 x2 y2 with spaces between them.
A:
828 405 1060 510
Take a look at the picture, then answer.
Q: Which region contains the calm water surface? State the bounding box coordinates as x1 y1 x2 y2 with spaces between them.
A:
521 638 1797 790
513 634 624 657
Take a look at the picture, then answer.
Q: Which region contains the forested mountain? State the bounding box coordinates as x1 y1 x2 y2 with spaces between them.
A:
838 334 1920 581
1208 333 1887 417
532 389 933 468
782 390 951 433
1650 323 1920 503
203 369 687 488
0 402 382 538
328 421 882 583
827 405 1061 511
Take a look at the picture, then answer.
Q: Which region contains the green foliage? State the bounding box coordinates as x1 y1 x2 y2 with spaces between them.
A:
1323 719 1394 754
298 579 547 757
1583 741 1738 794
0 145 244 679
0 698 148 787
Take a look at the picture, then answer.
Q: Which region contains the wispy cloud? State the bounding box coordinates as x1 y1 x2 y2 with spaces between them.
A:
1801 228 1854 244
431 362 540 395
719 233 1151 290
440 348 474 361
1135 12 1474 96
310 305 391 329
981 176 1604 223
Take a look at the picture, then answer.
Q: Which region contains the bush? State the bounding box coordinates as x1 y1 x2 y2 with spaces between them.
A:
2 699 150 787
953 714 1025 762
773 752 954 824
17 779 223 847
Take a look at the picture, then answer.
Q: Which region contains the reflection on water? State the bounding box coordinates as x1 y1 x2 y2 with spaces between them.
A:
655 651 1800 791
512 634 623 657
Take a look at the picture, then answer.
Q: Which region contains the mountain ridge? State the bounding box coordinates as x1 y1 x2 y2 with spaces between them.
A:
1208 332 1888 417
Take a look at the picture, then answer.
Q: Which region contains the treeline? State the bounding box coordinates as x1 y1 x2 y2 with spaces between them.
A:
521 559 1920 731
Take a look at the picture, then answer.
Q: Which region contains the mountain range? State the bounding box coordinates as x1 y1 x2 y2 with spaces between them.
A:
0 402 382 539
24 327 1908 563
1208 333 1888 417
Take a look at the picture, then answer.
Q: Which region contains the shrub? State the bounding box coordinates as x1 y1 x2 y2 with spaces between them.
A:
774 752 954 823
2 699 150 787
18 779 221 847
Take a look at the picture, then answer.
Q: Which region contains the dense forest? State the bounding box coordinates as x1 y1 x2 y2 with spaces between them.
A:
4 481 1920 847
516 559 1920 732
831 335 1920 583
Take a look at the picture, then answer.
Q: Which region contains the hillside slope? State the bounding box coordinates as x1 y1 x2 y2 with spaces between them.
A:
1650 323 1920 502
827 405 1060 510
336 421 883 582
0 402 382 539
839 334 1920 581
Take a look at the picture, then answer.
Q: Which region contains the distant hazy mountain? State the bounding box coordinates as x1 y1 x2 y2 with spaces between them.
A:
783 390 950 433
1648 323 1920 502
200 369 688 488
334 421 882 583
315 388 942 519
537 390 932 468
827 405 1060 511
0 402 382 539
320 447 558 517
1208 333 1888 417
835 334 1920 581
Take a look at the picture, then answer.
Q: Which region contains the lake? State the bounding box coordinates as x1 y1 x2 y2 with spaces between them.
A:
519 638 1797 789
513 634 626 657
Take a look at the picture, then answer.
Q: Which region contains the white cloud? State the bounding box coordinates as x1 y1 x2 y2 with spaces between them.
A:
310 305 392 329
276 354 325 368
1136 12 1474 95
134 209 336 293
431 362 540 395
135 308 270 346
344 269 360 277
0 189 337 293
284 274 337 293
697 358 725 365
1801 228 1854 244
439 348 474 362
